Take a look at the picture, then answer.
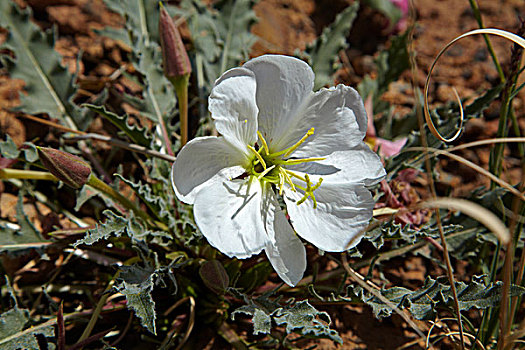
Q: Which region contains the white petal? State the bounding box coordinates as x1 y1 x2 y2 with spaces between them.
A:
171 136 249 204
287 143 386 186
283 85 368 158
243 55 314 151
209 67 259 153
193 176 267 259
284 182 375 252
260 185 306 286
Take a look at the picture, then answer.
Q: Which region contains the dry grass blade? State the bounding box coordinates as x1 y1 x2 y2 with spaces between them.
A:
446 137 525 152
431 331 487 349
424 28 525 142
420 197 510 244
405 146 525 202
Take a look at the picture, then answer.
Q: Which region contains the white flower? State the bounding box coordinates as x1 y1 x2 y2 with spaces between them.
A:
171 55 386 286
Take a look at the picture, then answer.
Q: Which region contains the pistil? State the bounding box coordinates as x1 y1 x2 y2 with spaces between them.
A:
247 128 325 208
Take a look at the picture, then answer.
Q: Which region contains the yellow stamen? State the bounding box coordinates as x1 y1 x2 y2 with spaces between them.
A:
286 170 306 182
257 165 276 180
257 131 270 155
247 144 266 170
281 169 296 192
278 172 285 195
270 127 315 158
279 156 326 165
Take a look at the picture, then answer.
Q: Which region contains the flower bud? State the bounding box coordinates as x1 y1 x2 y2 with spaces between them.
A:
159 3 192 79
199 260 229 295
37 147 91 189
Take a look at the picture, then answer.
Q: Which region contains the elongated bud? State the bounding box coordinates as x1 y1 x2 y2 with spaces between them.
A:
199 260 229 295
159 3 192 79
37 147 91 189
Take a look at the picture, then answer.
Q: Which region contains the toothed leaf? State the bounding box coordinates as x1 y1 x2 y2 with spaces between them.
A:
302 2 359 89
115 265 157 334
344 276 525 320
273 301 342 343
84 104 153 147
73 210 127 247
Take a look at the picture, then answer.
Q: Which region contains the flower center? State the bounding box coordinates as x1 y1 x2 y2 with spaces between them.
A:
246 128 325 208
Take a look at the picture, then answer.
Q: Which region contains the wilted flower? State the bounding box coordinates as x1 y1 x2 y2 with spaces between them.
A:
171 55 385 286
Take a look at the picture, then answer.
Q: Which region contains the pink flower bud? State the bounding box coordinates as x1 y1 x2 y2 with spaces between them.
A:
37 147 91 189
159 4 192 79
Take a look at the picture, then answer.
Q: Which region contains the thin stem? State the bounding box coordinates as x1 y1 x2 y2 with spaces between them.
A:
77 279 115 343
86 175 153 224
407 10 466 347
468 0 505 82
171 74 190 147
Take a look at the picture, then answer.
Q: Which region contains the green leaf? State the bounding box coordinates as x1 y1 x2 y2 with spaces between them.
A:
84 104 153 147
302 2 360 89
116 265 157 334
98 1 176 124
346 276 525 320
177 0 258 87
213 0 258 75
73 210 127 247
74 185 100 211
22 143 39 163
273 301 342 343
232 291 341 343
0 277 55 349
0 134 20 159
363 221 462 249
252 309 271 335
0 1 89 130
103 0 162 44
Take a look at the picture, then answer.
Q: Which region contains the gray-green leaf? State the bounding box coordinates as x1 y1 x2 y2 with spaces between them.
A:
303 2 360 89
0 1 89 130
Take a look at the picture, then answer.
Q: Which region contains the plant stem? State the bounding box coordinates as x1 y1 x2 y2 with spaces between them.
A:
468 0 505 82
77 279 115 343
170 74 190 147
408 18 466 347
86 175 152 224
0 168 57 182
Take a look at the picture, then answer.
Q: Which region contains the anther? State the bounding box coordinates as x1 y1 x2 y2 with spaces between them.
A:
257 165 276 180
257 131 270 155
